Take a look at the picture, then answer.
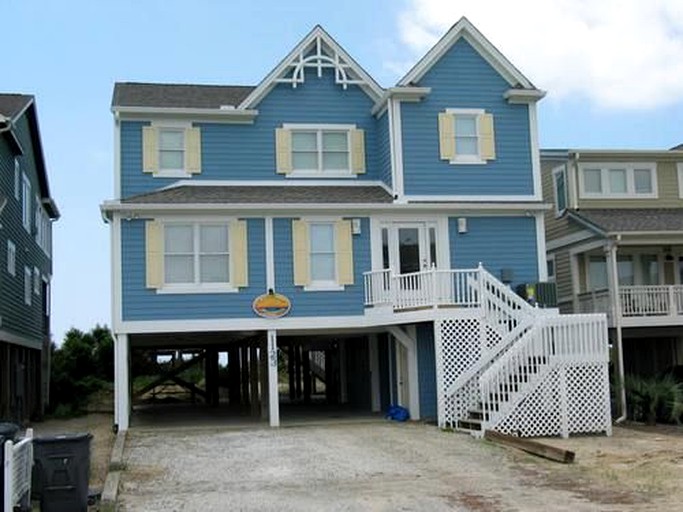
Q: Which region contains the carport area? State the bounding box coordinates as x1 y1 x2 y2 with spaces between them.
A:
123 329 393 429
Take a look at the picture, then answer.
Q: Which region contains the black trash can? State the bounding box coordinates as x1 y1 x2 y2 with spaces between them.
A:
0 422 21 512
32 433 92 512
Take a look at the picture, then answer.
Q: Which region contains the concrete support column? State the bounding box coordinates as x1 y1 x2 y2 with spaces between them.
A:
267 330 280 427
368 334 381 412
114 333 130 431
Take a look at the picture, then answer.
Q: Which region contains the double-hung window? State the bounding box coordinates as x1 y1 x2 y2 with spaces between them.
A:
439 109 496 164
24 266 31 306
164 224 230 288
579 164 656 198
7 240 16 276
22 174 31 231
14 158 20 200
158 128 185 172
142 123 202 177
275 124 365 177
309 222 336 286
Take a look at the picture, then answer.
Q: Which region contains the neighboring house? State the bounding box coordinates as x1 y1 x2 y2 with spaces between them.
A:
0 95 59 422
102 19 611 438
542 148 683 377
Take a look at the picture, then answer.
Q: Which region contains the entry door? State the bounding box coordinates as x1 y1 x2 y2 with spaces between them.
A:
383 222 438 274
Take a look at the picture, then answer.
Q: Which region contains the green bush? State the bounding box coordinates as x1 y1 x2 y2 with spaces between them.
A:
624 373 683 425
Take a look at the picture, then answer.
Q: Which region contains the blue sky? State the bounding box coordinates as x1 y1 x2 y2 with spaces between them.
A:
4 0 683 343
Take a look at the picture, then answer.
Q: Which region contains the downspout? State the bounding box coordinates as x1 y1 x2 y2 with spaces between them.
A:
607 236 627 423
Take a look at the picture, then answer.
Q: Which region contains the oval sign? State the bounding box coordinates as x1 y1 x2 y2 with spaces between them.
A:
253 291 291 319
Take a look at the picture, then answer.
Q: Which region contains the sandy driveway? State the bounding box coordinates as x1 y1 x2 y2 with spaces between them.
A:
116 421 681 512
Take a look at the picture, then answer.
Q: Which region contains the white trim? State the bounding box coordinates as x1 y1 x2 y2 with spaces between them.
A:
371 87 431 116
578 163 658 199
282 122 356 130
267 330 280 427
529 104 543 201
150 121 196 178
265 217 275 289
444 108 487 165
387 98 398 199
403 194 545 203
387 325 420 420
678 163 683 198
112 216 122 331
391 99 405 201
156 285 238 295
114 333 130 431
303 284 345 292
535 213 547 281
240 26 383 109
569 239 606 256
113 106 258 123
504 89 546 103
114 116 121 199
159 178 393 192
398 17 535 89
546 230 594 251
552 164 568 217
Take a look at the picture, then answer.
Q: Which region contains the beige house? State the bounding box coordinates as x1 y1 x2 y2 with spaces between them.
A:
542 148 683 376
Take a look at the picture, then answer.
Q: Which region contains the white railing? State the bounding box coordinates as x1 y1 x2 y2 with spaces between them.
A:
577 289 611 315
3 428 33 512
578 285 683 320
478 314 608 432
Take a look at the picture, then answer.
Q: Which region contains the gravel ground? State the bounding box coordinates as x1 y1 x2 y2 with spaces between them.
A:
116 421 676 512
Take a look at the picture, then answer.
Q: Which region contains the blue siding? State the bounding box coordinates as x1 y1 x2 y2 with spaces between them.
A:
272 217 370 317
376 112 392 189
417 322 437 420
449 216 539 288
121 68 379 198
121 218 267 321
401 39 533 196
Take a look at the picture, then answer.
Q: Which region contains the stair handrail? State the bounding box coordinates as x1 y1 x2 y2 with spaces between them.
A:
478 313 608 431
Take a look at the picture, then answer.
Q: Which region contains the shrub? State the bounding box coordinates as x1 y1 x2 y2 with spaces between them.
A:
624 373 683 425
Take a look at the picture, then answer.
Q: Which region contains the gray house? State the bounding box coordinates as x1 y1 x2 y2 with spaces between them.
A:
0 94 59 422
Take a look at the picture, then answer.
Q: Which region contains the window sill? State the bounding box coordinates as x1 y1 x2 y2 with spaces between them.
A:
448 157 487 165
286 172 357 179
303 283 346 292
157 284 238 295
149 170 197 179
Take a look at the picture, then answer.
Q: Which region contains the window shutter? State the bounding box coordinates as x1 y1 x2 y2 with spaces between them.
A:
275 128 292 174
145 220 163 289
292 220 310 286
478 113 496 160
438 113 455 160
335 220 354 285
185 127 202 174
351 129 366 174
230 220 248 288
142 126 158 173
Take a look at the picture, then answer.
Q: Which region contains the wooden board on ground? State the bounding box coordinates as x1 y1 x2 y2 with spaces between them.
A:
484 430 575 464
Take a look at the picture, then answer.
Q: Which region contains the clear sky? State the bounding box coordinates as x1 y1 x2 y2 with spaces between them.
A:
4 0 683 343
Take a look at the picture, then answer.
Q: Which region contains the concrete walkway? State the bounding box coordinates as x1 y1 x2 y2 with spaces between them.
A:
117 422 650 511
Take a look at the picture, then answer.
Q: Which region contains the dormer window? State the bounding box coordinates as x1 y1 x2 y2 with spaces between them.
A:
275 124 365 177
579 163 656 199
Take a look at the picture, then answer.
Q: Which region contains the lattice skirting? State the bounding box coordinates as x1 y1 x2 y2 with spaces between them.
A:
495 363 612 438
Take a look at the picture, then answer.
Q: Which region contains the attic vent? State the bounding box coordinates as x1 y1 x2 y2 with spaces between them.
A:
274 34 365 91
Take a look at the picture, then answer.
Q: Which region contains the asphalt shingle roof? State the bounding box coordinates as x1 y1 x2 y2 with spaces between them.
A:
112 83 255 109
0 94 32 119
123 185 394 205
571 208 683 233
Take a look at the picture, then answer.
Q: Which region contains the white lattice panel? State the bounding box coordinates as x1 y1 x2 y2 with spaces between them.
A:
567 364 612 435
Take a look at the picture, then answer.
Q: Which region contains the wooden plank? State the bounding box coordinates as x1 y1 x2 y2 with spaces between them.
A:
133 352 206 399
484 430 575 464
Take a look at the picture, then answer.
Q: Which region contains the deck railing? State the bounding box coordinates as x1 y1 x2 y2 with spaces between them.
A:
578 285 683 320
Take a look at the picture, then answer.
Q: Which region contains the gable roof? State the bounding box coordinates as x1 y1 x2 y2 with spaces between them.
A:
398 17 537 90
239 25 384 109
112 83 254 109
568 208 683 235
0 93 59 219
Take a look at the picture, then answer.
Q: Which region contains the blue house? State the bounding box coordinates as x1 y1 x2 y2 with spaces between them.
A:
0 95 59 422
103 19 612 437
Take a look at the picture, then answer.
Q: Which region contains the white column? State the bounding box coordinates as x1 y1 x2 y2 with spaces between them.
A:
406 325 420 421
369 334 381 412
114 333 130 431
267 330 279 427
606 241 627 421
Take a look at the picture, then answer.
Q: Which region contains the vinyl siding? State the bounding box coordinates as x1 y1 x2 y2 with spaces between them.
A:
554 249 573 303
416 322 437 420
0 114 52 347
449 216 539 288
272 217 370 317
120 68 379 198
376 111 392 189
401 38 533 197
121 218 267 320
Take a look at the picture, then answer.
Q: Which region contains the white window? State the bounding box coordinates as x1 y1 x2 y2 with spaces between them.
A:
33 266 40 295
34 203 51 255
439 109 496 164
579 164 657 198
158 128 185 171
7 240 16 276
22 174 31 231
163 223 230 289
552 166 567 215
14 159 20 200
24 266 31 306
309 222 336 286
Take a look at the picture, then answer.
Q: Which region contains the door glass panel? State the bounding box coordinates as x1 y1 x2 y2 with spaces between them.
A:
381 228 390 270
679 257 683 284
640 255 659 285
617 256 634 285
398 228 420 274
588 256 608 291
429 227 437 268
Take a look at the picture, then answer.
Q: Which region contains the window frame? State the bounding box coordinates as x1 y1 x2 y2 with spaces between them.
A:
7 240 16 276
546 254 556 282
445 108 486 164
158 127 186 174
552 165 568 216
306 220 340 291
14 158 20 200
22 173 31 231
24 266 32 306
159 221 236 294
33 266 40 295
284 123 356 178
578 163 657 199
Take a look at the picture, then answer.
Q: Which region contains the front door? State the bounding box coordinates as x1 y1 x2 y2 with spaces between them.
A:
382 222 438 273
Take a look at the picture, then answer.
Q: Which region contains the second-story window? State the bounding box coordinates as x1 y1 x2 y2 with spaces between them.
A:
142 124 202 177
579 164 656 199
14 158 20 200
275 124 365 177
158 128 185 172
553 166 567 215
439 109 496 164
7 240 16 276
22 174 31 231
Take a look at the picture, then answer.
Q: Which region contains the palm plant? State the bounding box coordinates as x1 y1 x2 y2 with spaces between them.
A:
623 373 683 425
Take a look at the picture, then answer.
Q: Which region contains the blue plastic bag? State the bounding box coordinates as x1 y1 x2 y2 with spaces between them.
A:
385 404 410 422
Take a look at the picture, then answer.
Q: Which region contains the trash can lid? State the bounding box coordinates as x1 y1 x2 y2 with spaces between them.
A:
33 432 93 444
0 422 20 441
